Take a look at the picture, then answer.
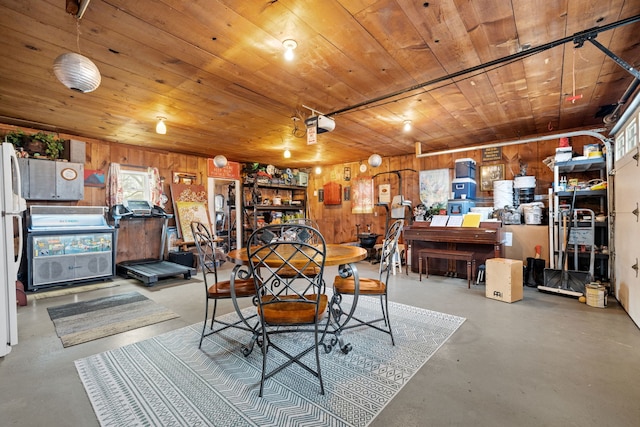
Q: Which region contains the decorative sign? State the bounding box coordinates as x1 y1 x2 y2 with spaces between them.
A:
379 183 391 203
307 123 317 145
480 164 505 191
60 167 78 181
207 160 241 180
351 177 374 214
482 147 502 162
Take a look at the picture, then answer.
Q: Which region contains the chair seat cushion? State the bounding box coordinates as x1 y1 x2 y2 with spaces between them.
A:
208 279 255 298
333 276 386 295
259 294 328 325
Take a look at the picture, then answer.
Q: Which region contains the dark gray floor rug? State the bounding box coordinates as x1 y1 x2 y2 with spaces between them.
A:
48 291 179 347
75 297 465 426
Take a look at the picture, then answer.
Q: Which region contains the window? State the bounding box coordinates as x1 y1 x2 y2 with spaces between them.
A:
120 169 150 201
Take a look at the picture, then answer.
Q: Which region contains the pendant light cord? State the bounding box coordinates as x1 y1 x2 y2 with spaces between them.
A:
76 18 82 54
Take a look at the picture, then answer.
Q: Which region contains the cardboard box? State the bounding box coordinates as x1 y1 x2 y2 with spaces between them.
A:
486 258 523 303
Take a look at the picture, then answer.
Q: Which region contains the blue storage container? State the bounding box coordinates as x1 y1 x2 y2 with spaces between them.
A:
447 199 476 216
455 158 476 179
452 178 477 200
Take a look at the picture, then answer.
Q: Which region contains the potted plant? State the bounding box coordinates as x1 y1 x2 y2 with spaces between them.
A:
3 129 27 147
31 131 65 160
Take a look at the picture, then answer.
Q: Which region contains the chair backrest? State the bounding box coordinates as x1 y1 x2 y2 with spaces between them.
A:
378 219 404 279
191 221 219 282
247 224 327 320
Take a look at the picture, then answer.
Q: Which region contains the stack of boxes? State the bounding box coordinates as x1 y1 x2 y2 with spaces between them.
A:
448 158 476 216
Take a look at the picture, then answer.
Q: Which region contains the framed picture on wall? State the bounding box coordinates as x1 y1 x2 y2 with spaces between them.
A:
480 164 505 192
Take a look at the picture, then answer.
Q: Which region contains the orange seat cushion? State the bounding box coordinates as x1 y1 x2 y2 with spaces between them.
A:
208 279 255 298
333 276 386 295
259 294 328 325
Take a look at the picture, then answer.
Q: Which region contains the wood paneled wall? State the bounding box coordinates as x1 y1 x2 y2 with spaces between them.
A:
3 123 603 253
307 136 601 244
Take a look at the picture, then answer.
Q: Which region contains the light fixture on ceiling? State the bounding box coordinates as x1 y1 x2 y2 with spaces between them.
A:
53 53 101 93
283 39 297 61
213 154 228 168
315 166 322 175
403 120 412 132
53 15 101 93
283 149 291 159
368 154 382 168
155 117 167 134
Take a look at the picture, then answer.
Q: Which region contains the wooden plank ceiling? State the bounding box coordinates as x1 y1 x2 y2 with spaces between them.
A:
0 0 639 167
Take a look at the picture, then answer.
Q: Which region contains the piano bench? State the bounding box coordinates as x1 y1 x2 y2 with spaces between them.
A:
418 249 476 288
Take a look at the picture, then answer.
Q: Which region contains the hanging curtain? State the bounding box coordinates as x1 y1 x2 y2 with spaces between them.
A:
148 167 163 207
106 162 123 207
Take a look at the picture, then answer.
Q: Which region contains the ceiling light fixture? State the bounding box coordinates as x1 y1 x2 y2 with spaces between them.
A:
53 18 101 93
213 154 228 168
403 120 412 132
155 117 167 134
283 39 297 61
368 154 382 168
315 166 322 175
283 149 291 159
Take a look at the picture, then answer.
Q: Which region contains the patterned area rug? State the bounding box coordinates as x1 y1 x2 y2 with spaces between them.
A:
75 297 465 426
48 291 179 347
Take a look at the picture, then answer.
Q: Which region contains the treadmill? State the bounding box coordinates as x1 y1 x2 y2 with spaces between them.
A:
112 200 196 286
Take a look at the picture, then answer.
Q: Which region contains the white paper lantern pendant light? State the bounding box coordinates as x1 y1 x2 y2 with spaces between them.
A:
54 52 101 93
53 16 101 93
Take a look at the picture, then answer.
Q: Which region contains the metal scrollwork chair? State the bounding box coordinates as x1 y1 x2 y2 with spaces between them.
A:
332 219 404 347
247 223 330 397
191 221 257 352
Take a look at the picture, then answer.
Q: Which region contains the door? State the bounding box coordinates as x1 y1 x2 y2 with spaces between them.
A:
614 148 640 326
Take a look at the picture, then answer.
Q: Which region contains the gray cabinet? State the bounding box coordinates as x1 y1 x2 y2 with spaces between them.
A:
17 158 84 200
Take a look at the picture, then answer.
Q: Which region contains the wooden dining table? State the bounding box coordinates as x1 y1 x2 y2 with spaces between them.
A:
226 243 368 354
226 244 367 267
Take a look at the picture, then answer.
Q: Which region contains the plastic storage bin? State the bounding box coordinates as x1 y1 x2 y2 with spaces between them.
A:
452 177 477 200
455 158 476 179
447 199 476 215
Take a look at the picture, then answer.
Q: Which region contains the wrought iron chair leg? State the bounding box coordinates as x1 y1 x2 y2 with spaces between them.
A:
210 299 219 329
199 298 210 349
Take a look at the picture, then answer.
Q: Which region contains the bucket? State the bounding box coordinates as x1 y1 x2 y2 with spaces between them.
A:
518 188 535 205
521 202 543 225
493 180 514 209
585 283 607 308
513 175 536 189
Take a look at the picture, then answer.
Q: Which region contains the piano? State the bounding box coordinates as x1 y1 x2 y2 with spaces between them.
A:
404 221 504 278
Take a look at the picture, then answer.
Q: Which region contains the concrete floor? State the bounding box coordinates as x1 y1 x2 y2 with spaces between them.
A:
1 261 639 427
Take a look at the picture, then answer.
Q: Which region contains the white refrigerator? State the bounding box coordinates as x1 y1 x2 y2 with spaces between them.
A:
1 142 26 357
